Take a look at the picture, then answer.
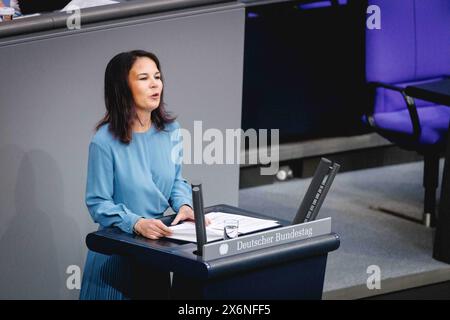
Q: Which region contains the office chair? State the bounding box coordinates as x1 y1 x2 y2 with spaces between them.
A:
363 0 450 226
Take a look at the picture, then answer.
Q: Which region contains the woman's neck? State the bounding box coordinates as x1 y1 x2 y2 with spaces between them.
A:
133 110 152 133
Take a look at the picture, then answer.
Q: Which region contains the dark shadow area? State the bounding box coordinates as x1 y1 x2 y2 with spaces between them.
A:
242 0 369 143
0 148 82 299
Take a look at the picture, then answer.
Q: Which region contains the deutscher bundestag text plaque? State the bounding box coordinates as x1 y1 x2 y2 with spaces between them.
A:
203 217 332 260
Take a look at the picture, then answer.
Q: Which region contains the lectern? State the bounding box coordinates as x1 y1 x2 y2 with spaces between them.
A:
86 204 340 299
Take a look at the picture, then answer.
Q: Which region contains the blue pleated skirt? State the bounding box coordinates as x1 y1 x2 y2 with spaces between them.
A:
79 249 171 300
79 250 133 300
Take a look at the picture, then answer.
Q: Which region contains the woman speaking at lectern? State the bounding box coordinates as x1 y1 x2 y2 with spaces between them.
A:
80 50 197 300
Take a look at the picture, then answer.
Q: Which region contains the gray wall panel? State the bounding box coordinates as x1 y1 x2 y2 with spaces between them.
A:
0 6 244 299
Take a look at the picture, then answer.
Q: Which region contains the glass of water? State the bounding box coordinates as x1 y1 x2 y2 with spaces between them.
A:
223 219 239 240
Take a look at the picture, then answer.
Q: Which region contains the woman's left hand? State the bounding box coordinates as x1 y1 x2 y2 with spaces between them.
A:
171 205 211 226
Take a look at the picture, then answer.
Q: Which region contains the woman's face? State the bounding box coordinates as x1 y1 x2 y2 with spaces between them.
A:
128 57 163 112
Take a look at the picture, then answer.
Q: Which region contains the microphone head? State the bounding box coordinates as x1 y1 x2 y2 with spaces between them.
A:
191 180 202 188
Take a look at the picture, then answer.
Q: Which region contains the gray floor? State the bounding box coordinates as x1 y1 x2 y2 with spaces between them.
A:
238 160 450 299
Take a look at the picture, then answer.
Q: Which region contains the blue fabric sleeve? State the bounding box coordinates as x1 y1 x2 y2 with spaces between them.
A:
85 142 142 234
168 125 193 213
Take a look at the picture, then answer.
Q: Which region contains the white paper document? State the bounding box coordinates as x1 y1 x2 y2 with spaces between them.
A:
165 212 280 243
61 0 119 11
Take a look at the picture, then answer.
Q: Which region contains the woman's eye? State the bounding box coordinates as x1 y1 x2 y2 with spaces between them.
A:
155 76 161 80
139 78 147 81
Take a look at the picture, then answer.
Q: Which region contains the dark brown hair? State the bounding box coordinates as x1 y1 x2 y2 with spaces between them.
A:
96 50 175 144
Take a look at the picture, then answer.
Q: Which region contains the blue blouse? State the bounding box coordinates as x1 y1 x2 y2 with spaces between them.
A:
85 121 193 234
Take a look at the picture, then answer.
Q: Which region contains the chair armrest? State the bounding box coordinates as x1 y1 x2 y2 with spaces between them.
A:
366 81 421 142
369 81 405 92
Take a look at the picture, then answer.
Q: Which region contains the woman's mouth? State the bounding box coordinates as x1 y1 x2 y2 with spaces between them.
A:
150 93 160 99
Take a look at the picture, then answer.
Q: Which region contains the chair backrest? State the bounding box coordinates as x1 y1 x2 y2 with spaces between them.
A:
415 0 450 79
366 0 450 113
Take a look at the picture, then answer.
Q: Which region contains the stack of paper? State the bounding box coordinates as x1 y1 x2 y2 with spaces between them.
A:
61 0 119 11
166 212 280 243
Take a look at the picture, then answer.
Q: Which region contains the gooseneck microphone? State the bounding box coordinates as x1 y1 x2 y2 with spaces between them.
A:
191 181 207 255
293 158 340 224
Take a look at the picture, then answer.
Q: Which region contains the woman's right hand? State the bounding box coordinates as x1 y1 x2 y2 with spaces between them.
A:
134 218 173 240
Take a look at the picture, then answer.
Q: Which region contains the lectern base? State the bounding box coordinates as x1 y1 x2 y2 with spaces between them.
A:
171 255 327 300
